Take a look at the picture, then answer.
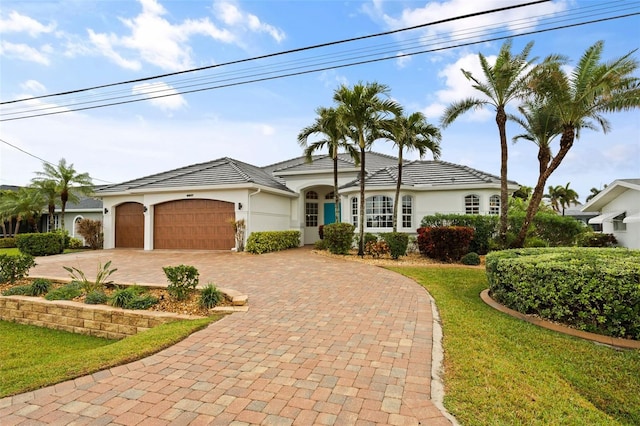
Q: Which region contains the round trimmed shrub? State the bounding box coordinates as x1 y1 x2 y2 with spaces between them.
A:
486 248 640 339
461 252 481 265
323 223 355 255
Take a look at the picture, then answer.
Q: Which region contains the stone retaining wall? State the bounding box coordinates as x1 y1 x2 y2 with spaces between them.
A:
0 296 199 339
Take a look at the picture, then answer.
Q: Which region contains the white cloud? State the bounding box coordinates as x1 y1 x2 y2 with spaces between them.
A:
83 0 284 72
20 80 46 93
424 52 496 123
374 0 569 42
0 11 56 37
131 81 187 111
214 1 285 43
395 52 412 68
88 29 141 70
0 40 51 65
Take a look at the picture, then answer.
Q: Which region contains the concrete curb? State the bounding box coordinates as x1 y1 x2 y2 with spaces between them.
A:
480 289 640 350
428 293 461 426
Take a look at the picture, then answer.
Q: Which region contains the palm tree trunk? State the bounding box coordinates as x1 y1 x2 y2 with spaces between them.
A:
496 107 509 244
48 203 55 231
333 151 340 223
514 126 576 247
358 146 366 256
60 197 67 231
393 152 403 233
14 218 21 236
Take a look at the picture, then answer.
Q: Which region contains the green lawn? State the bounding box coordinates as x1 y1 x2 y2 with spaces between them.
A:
0 247 20 255
0 316 223 397
391 267 640 426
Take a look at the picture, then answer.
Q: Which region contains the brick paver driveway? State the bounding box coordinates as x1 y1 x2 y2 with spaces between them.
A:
1 248 452 425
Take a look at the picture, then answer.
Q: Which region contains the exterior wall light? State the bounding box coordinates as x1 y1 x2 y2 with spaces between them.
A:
104 208 109 214
238 203 243 210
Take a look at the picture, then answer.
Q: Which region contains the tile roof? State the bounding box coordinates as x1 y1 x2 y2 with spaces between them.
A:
269 151 399 175
96 157 293 194
341 160 517 189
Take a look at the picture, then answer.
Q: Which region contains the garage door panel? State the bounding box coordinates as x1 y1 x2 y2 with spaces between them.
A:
154 199 235 250
115 202 144 248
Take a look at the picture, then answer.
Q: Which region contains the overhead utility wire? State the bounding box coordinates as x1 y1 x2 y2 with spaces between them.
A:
1 10 637 123
0 138 115 184
2 0 629 116
2 0 633 116
0 0 549 106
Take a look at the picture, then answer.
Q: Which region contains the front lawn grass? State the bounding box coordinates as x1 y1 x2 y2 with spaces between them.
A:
0 315 223 397
0 247 20 255
391 267 640 426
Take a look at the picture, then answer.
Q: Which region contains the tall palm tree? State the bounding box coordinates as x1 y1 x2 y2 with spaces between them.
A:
0 187 45 234
543 184 564 212
297 107 359 224
30 178 59 232
33 158 93 231
333 82 401 256
514 41 640 246
382 111 441 232
440 39 539 243
558 182 579 215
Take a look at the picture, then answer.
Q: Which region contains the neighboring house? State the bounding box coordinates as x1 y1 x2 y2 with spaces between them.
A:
40 196 104 242
95 152 519 250
0 185 103 238
582 179 640 249
563 204 600 231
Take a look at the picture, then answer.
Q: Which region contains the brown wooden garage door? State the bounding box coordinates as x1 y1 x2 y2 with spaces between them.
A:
154 199 235 250
115 202 144 248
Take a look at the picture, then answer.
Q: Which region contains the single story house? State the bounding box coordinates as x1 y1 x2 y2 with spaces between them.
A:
582 179 640 249
95 152 519 250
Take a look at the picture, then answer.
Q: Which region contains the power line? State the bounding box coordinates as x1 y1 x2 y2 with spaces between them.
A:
0 138 115 184
0 0 550 106
1 10 638 122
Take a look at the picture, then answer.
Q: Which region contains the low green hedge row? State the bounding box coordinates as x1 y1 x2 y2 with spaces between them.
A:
16 233 64 256
486 248 640 339
246 230 300 254
0 238 17 248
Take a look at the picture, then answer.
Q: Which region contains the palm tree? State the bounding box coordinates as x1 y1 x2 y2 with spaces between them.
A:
0 187 45 234
33 158 93 231
333 82 401 256
586 185 607 202
512 185 533 201
440 39 539 244
513 41 640 246
30 178 59 232
382 111 441 232
543 185 564 212
297 107 359 224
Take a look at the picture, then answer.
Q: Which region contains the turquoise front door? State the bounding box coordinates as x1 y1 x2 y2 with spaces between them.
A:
324 203 340 225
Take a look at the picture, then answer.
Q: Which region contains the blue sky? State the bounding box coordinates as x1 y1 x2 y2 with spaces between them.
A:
1 0 639 203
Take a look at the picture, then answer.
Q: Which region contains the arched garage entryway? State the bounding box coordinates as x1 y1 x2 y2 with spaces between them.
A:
153 199 235 250
115 202 144 248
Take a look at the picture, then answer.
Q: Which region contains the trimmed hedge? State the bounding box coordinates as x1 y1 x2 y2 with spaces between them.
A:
421 214 497 255
246 230 300 254
508 212 585 247
577 232 618 247
417 226 475 262
381 232 409 260
323 223 355 255
16 233 64 256
0 238 17 248
486 248 640 339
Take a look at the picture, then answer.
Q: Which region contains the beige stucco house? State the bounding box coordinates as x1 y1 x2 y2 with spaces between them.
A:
95 152 519 250
582 179 640 249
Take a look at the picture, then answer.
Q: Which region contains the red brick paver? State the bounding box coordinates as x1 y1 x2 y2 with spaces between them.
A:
1 248 452 424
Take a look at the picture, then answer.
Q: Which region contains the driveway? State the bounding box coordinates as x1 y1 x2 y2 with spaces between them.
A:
1 248 452 425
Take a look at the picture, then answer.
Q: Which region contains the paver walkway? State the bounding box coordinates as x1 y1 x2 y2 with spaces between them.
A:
1 248 452 425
